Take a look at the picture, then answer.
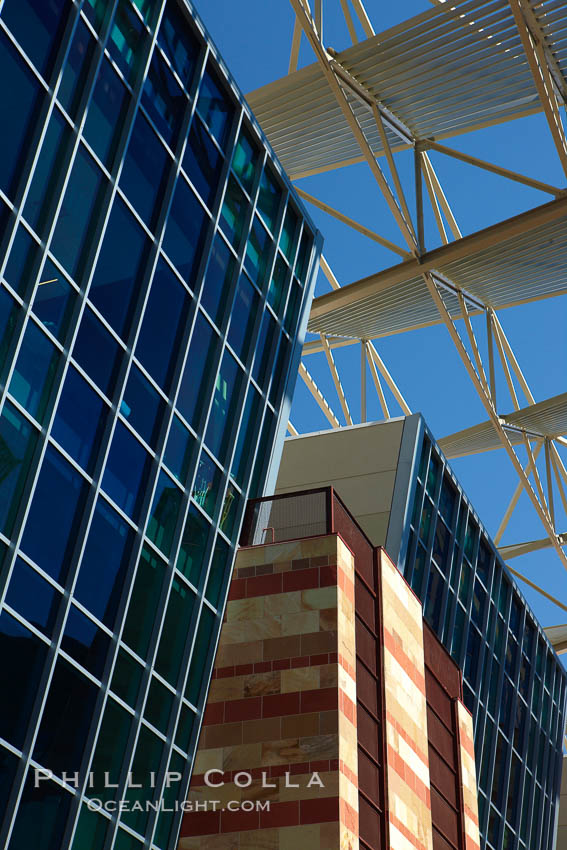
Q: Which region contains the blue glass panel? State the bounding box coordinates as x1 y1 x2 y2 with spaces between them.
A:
108 0 148 83
158 0 199 84
269 333 290 406
257 166 281 233
284 278 301 334
146 469 183 557
244 215 272 287
162 177 208 285
232 126 258 194
0 748 18 828
121 364 165 448
122 545 166 658
9 320 59 424
220 176 246 249
72 306 123 397
20 445 87 583
32 259 76 342
51 144 106 278
183 116 222 207
61 604 111 679
200 234 236 329
90 197 149 338
5 558 61 637
135 258 192 390
0 285 21 376
0 612 48 749
142 52 186 149
74 499 134 627
58 19 95 118
249 408 275 498
280 204 298 262
176 311 220 429
120 112 172 229
228 273 259 365
82 0 109 31
295 228 313 284
33 656 98 774
52 365 108 473
154 576 196 684
205 535 230 608
0 401 39 536
4 224 41 298
0 34 43 200
197 62 234 150
185 605 214 704
220 481 242 541
7 774 72 850
205 349 244 465
23 108 72 237
192 451 222 520
252 310 277 389
231 384 261 487
164 415 195 485
102 422 151 521
83 59 130 168
1 0 69 78
176 504 210 586
267 254 288 313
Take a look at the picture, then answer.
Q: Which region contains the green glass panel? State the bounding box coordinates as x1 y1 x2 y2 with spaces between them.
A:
154 577 196 685
0 285 21 379
153 751 186 848
280 204 298 262
192 452 222 520
9 321 58 424
144 675 174 735
220 481 241 541
122 546 166 659
205 536 230 609
176 503 211 586
23 108 72 238
111 648 143 708
114 829 143 850
146 470 183 557
89 697 133 802
220 176 247 249
244 215 271 287
268 254 287 314
164 416 195 485
0 401 39 537
121 725 164 833
204 349 244 466
284 278 301 334
257 166 281 233
108 0 148 83
232 127 258 193
71 803 108 850
295 228 312 284
175 703 196 752
185 605 215 705
231 384 261 488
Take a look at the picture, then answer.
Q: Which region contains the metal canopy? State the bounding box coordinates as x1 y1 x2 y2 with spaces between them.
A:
246 0 567 177
438 392 567 458
307 196 567 339
543 623 567 653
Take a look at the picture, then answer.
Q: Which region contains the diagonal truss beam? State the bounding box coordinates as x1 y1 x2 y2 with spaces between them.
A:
298 361 340 428
320 333 353 425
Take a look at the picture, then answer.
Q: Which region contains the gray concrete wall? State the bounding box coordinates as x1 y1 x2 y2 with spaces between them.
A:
275 419 406 546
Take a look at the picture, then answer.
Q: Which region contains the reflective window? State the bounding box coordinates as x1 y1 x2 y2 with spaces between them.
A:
284 278 301 334
162 177 208 286
0 748 19 832
121 725 163 834
89 696 133 802
120 112 172 229
58 20 95 119
102 422 151 521
4 225 41 298
142 52 186 149
33 657 98 775
220 481 241 541
176 311 220 430
205 536 230 608
185 605 214 704
121 364 165 448
249 408 275 498
268 254 288 313
32 259 76 342
280 204 298 262
21 446 87 584
7 773 72 850
257 166 281 233
192 451 222 520
0 286 21 377
146 470 183 557
61 605 111 679
231 384 261 487
111 648 143 708
228 273 259 365
155 577 196 684
135 258 192 390
0 35 43 200
244 215 271 287
295 228 313 284
197 62 233 149
0 401 39 537
174 703 195 752
122 546 166 659
51 365 108 473
108 0 148 83
205 349 244 465
176 504 210 586
23 109 72 238
154 750 185 848
72 306 123 397
51 144 106 278
90 197 149 339
82 0 110 31
252 310 277 389
232 126 258 194
0 612 48 749
269 333 290 405
74 499 134 627
164 415 195 485
70 805 108 850
220 176 246 249
158 0 199 84
200 234 236 330
83 59 130 168
2 0 69 79
5 558 61 637
145 676 173 734
183 116 222 207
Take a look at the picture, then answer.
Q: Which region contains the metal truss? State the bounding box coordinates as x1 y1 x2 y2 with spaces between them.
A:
255 0 567 615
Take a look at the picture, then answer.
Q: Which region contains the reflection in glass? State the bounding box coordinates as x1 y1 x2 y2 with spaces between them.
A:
176 311 219 429
205 349 243 465
155 578 196 684
5 558 61 638
228 273 258 365
101 422 151 521
244 215 271 287
197 63 233 149
183 116 222 207
232 127 258 193
72 306 123 397
146 470 183 557
177 504 210 586
162 177 208 285
142 52 186 148
32 260 75 342
158 0 199 83
0 401 39 537
122 546 166 659
120 112 172 228
0 612 48 749
61 604 111 679
200 234 236 329
51 365 108 473
121 364 165 448
192 452 221 519
164 415 195 485
220 176 246 249
257 166 281 232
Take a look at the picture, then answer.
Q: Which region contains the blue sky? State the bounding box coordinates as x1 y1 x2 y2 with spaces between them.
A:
195 0 567 637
